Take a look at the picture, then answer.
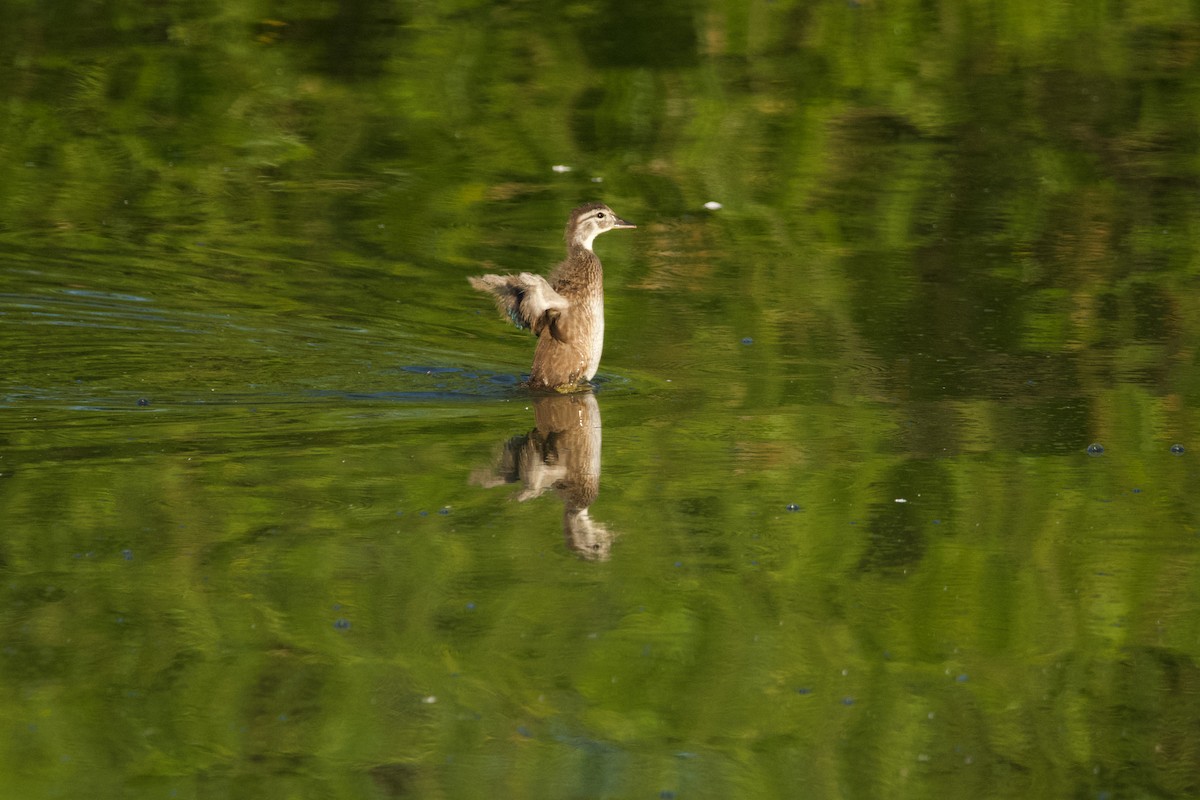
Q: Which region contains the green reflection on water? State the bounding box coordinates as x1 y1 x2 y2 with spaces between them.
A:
3 1 1200 798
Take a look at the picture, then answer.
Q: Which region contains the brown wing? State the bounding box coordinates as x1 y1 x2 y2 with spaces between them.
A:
469 272 569 338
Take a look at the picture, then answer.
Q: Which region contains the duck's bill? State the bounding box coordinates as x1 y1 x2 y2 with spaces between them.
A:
613 217 637 229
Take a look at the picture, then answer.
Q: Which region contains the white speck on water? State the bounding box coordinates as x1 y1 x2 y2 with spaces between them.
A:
551 164 572 173
703 201 723 210
895 498 907 503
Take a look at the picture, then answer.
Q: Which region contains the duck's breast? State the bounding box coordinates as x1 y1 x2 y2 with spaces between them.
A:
583 295 604 380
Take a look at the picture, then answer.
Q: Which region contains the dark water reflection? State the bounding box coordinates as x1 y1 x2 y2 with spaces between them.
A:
3 1 1200 798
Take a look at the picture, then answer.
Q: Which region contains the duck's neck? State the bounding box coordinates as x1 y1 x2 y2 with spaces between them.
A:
569 239 597 257
554 244 603 292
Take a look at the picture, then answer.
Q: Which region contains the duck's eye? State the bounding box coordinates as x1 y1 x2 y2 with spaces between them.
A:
596 212 606 219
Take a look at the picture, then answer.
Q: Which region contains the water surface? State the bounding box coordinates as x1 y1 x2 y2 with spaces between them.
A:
3 2 1200 798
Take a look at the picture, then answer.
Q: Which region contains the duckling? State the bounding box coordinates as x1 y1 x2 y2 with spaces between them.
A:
470 203 636 391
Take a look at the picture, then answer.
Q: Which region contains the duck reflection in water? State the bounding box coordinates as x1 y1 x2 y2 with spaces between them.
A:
471 392 613 560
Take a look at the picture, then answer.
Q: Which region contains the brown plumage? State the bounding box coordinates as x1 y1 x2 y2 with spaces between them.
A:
470 203 636 391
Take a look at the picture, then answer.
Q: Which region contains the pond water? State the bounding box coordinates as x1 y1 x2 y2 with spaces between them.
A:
4 2 1200 799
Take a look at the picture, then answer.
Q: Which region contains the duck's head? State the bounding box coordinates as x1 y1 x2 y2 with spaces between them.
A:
566 203 636 251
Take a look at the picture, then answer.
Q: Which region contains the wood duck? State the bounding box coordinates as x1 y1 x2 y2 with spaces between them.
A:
470 203 636 392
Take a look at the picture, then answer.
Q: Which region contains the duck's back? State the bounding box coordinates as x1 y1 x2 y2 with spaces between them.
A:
529 249 604 389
